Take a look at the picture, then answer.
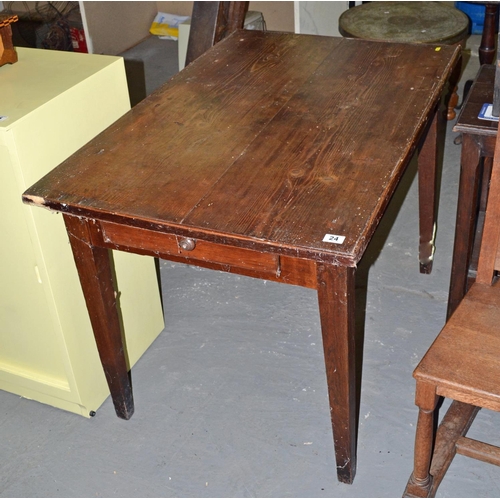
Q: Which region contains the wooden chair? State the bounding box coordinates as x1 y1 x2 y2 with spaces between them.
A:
404 128 500 497
185 1 248 66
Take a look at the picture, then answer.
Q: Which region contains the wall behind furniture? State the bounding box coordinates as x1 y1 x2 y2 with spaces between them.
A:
7 1 296 55
3 1 154 54
157 1 294 33
295 1 348 36
82 1 157 54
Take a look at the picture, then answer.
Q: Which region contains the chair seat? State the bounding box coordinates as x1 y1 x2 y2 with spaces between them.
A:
415 281 500 412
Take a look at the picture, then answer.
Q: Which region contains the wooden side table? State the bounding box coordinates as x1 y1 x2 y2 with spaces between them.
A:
448 64 498 318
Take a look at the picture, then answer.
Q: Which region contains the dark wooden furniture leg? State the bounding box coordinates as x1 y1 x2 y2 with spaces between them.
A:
446 134 482 319
479 4 498 65
460 4 497 107
186 1 248 65
317 263 357 484
64 215 134 420
418 109 440 274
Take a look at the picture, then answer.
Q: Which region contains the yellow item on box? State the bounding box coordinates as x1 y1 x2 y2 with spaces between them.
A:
150 12 189 40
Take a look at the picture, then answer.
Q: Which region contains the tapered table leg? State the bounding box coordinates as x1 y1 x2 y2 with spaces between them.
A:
479 4 498 66
447 134 482 319
418 109 440 275
317 263 357 484
64 214 134 420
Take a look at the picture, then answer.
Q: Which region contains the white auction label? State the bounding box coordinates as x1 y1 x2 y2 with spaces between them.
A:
323 234 346 244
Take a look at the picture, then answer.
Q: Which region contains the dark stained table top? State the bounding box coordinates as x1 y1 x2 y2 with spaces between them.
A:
23 30 460 266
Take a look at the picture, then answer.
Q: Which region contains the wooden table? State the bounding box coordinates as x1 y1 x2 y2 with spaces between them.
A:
22 31 460 484
448 64 498 318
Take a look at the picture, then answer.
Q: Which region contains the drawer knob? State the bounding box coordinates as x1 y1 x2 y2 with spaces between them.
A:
179 238 196 251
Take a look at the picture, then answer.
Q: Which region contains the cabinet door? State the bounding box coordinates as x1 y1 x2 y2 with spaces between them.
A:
0 52 164 416
0 143 70 394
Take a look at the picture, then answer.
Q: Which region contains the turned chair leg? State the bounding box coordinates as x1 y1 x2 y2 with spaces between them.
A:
404 382 438 498
408 409 435 494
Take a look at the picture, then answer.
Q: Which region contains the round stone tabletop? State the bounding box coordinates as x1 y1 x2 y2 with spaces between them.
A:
339 1 470 45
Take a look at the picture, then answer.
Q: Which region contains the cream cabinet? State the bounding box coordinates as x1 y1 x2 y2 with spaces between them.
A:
0 48 164 417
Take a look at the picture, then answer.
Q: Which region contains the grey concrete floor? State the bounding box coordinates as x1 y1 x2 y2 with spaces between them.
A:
2 35 500 497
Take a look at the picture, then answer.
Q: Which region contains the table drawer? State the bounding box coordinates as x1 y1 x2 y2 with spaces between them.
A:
99 221 317 288
100 220 276 270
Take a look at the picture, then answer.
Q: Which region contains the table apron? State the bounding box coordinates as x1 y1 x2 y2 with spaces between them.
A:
95 220 319 289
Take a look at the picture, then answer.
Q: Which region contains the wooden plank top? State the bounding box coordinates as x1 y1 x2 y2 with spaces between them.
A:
23 30 459 265
453 64 499 137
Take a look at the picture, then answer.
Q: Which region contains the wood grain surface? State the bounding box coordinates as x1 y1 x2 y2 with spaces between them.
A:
23 30 459 265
